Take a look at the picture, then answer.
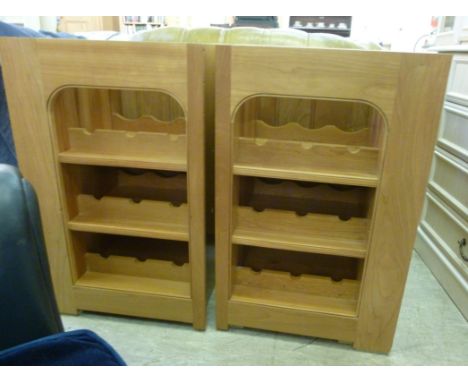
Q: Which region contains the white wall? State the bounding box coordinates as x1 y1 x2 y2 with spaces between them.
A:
162 15 434 52
351 15 434 51
39 16 58 31
0 14 430 50
0 16 57 31
164 16 231 27
0 16 41 29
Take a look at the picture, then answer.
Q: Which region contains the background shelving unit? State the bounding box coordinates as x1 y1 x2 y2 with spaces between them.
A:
289 16 352 37
215 44 450 352
121 16 165 33
0 39 206 329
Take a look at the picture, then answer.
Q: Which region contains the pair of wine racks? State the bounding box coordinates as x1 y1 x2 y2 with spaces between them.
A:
0 38 450 352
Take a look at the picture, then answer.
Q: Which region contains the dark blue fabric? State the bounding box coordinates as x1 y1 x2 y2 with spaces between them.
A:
0 21 84 166
0 63 17 165
0 329 126 366
0 165 125 365
0 165 64 350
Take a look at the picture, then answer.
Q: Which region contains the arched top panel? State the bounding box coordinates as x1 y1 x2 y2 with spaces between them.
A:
35 39 191 111
224 44 404 123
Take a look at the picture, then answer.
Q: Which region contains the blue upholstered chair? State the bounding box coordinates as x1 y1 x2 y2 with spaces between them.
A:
0 165 125 365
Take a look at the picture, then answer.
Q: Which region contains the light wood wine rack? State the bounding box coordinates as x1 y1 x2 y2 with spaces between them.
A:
215 44 451 352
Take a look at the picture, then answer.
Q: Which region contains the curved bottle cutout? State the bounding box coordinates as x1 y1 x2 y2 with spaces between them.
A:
236 245 362 282
51 88 188 170
234 95 386 148
233 96 385 187
111 113 186 134
51 87 185 131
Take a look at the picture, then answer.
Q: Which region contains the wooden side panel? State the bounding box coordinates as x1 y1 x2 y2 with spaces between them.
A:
355 54 451 352
204 44 216 235
0 38 77 313
187 45 206 329
215 45 232 329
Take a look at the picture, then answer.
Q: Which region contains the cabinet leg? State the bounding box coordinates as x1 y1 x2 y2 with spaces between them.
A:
216 308 229 330
192 314 207 331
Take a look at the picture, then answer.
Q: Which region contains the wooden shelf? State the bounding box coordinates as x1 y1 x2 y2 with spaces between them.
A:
68 195 189 241
75 252 190 299
234 137 379 187
76 271 190 298
59 127 187 171
59 151 186 171
231 266 358 316
232 206 368 258
233 165 378 187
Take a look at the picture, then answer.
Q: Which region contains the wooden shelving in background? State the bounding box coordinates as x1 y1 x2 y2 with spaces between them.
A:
121 16 165 33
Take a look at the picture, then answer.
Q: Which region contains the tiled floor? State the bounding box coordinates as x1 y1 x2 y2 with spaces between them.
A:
62 252 468 365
